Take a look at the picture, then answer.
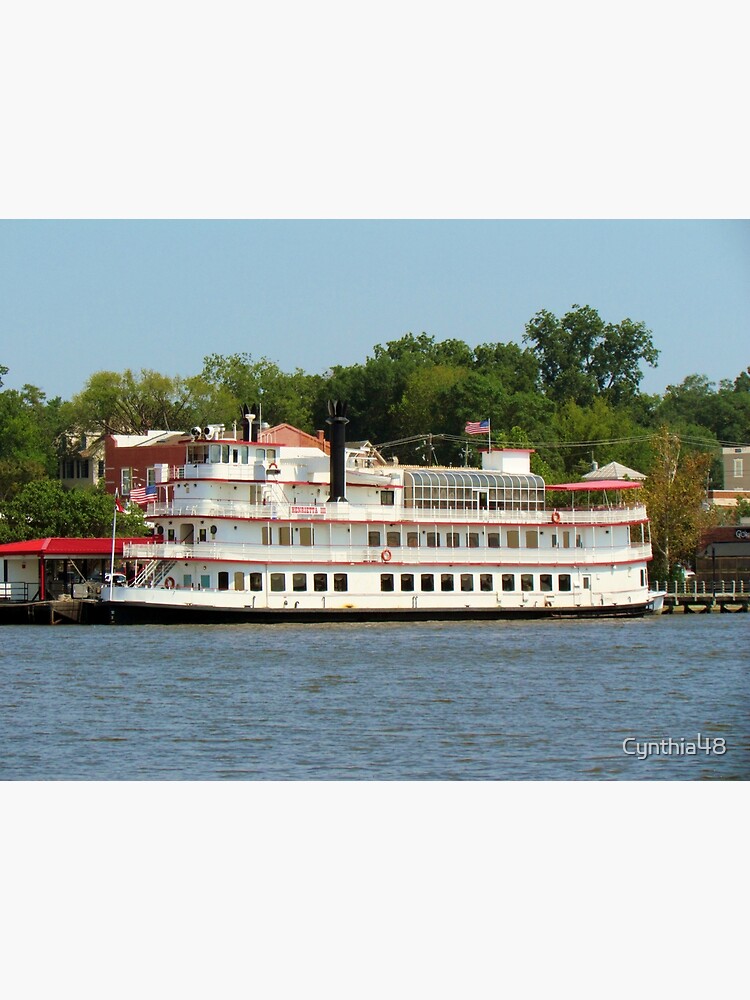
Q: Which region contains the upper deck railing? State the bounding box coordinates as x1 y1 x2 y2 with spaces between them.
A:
143 500 648 525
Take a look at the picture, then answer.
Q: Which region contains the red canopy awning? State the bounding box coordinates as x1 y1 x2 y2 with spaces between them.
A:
0 537 151 557
547 480 642 492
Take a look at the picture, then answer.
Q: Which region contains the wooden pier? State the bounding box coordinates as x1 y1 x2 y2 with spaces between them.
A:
653 580 750 614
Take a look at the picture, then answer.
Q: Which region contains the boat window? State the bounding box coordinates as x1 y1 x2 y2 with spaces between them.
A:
293 573 307 592
506 530 520 548
525 530 539 549
262 526 273 545
576 534 583 548
298 525 314 546
460 574 473 592
270 573 285 592
640 570 645 587
559 575 572 592
249 573 263 591
406 531 419 548
240 446 249 464
380 574 395 592
551 533 558 548
279 526 293 546
234 572 245 591
255 448 266 461
540 574 553 592
314 573 327 592
218 572 229 591
502 573 515 592
167 529 175 542
266 449 277 462
386 531 401 547
441 574 454 591
182 574 192 589
487 532 500 548
368 530 381 546
420 574 435 592
401 574 415 592
200 574 210 589
468 532 480 548
210 445 221 463
198 528 207 543
333 573 348 592
582 576 591 590
426 532 440 547
521 574 534 591
446 532 460 548
480 574 493 592
380 491 395 506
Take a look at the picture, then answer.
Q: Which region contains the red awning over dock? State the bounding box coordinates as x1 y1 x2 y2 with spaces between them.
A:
0 537 150 557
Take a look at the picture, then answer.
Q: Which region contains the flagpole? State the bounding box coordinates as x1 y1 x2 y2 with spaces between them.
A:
110 490 118 585
488 418 491 454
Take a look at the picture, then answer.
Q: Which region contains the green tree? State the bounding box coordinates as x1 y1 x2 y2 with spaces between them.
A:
0 377 68 499
524 304 659 405
69 369 194 434
550 397 652 478
200 353 324 432
641 427 715 579
0 479 148 543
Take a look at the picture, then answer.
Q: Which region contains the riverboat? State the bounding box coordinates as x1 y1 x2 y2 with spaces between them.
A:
102 403 663 622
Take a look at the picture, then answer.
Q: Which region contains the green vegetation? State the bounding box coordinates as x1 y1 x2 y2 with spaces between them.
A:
1 306 749 572
0 480 148 544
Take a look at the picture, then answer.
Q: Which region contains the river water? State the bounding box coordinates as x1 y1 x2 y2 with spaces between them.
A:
1 615 748 780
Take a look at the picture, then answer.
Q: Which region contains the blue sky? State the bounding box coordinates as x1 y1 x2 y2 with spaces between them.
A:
1 219 748 401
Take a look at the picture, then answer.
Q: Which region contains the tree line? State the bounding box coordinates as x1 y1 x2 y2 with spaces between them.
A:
1 305 749 576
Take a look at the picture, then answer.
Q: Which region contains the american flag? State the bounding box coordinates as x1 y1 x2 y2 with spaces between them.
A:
465 419 490 435
129 485 154 505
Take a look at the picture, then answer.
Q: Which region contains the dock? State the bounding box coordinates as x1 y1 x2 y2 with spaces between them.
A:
0 598 111 625
653 580 750 614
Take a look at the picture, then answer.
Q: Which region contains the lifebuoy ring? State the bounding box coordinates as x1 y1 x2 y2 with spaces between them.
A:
381 548 392 562
267 462 280 474
164 576 176 589
551 511 561 524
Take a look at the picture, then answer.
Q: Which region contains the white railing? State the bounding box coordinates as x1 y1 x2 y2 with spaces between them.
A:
124 539 652 567
143 499 649 526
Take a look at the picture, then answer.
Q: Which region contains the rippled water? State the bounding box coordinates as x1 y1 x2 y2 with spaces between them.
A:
1 616 748 779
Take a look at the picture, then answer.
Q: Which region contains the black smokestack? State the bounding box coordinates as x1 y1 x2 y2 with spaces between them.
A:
326 399 349 503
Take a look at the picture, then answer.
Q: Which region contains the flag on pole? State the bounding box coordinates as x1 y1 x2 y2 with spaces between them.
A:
115 492 125 513
465 419 490 435
129 486 149 505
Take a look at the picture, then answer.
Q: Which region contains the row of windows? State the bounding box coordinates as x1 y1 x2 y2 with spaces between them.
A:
257 526 585 549
186 445 279 465
380 572 577 593
196 570 583 594
60 459 108 480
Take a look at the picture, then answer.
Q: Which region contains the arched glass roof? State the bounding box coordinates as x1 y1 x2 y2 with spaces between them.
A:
404 469 545 510
405 470 545 491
